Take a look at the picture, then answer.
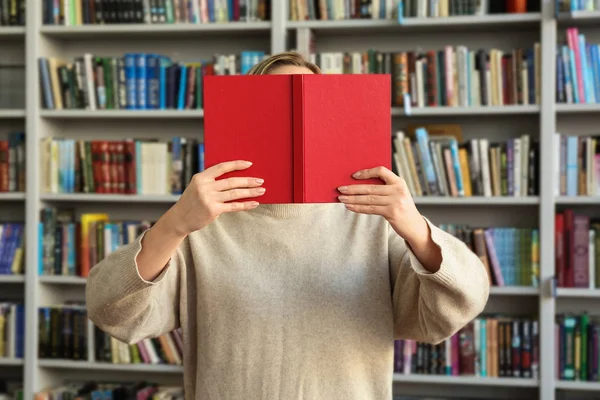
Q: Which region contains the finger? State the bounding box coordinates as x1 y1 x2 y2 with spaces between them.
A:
337 184 393 195
337 194 389 206
202 160 253 180
220 200 261 213
343 203 387 215
216 187 266 202
351 166 399 184
211 177 264 192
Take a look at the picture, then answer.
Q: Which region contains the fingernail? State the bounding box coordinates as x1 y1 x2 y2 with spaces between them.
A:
255 178 264 184
345 204 355 209
243 161 252 166
352 171 361 177
338 186 348 192
257 187 266 193
338 195 348 201
251 202 259 207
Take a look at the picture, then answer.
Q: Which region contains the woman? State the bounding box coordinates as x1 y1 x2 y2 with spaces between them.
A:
86 52 489 399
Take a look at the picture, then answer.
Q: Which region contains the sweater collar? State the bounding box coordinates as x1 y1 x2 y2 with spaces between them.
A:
249 203 339 218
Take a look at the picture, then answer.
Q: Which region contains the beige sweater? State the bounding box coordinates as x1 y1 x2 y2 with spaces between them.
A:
86 203 489 399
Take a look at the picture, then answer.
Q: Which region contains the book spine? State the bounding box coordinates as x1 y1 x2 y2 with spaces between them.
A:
292 75 305 203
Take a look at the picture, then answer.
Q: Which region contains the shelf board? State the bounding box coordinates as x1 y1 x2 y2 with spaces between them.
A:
555 380 600 391
393 374 538 387
38 359 183 373
556 288 600 298
0 109 25 119
391 105 540 117
40 22 271 38
0 192 25 201
41 193 180 203
556 103 600 113
39 275 87 285
0 27 25 37
490 286 539 296
557 10 600 24
0 358 23 366
288 13 541 34
40 109 204 119
0 275 24 284
413 196 539 205
556 196 600 204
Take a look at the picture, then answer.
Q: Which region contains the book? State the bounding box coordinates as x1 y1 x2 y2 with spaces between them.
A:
204 74 391 204
555 209 600 289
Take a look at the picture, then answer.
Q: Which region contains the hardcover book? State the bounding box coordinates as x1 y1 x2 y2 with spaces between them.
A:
203 74 391 203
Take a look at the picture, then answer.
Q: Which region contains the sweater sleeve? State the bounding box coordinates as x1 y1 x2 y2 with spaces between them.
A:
85 229 184 345
388 218 490 344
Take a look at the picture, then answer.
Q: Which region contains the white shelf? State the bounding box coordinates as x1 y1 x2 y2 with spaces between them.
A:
41 193 180 203
40 22 271 38
288 13 541 33
0 192 25 201
392 105 540 117
393 374 538 387
0 275 25 283
490 286 539 296
0 358 23 366
556 103 600 113
40 109 204 119
555 196 600 204
556 288 600 298
0 27 25 37
555 380 600 391
39 275 86 285
413 196 539 205
0 109 25 118
38 359 184 373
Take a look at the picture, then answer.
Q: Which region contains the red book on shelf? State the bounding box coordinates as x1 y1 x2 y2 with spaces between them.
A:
203 74 391 204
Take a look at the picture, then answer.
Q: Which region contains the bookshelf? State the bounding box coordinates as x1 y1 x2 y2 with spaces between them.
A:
1 0 597 399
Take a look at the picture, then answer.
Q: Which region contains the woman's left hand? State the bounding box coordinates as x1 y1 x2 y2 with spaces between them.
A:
337 166 441 272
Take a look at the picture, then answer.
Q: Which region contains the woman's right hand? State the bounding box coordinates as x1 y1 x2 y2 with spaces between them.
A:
167 160 265 236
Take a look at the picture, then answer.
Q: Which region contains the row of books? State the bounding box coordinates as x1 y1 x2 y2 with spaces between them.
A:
310 46 541 108
0 133 25 194
38 304 184 365
556 28 600 105
394 316 539 378
555 133 600 197
555 210 600 289
42 0 270 25
439 224 539 287
39 52 266 110
35 383 183 400
39 209 150 277
289 0 538 20
556 0 600 12
0 302 25 359
556 314 600 381
0 223 24 276
392 128 539 198
0 0 24 26
95 325 183 365
41 138 205 195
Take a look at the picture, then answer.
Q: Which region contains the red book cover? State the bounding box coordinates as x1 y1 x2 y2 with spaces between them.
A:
204 74 391 204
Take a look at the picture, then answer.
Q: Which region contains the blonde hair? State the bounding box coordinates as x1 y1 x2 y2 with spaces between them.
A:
247 51 322 75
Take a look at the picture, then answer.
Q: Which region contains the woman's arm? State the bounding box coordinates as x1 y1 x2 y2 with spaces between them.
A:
387 220 490 344
85 219 186 345
86 160 265 344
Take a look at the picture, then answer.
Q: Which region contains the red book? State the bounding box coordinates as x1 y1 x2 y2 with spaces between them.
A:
203 74 391 203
